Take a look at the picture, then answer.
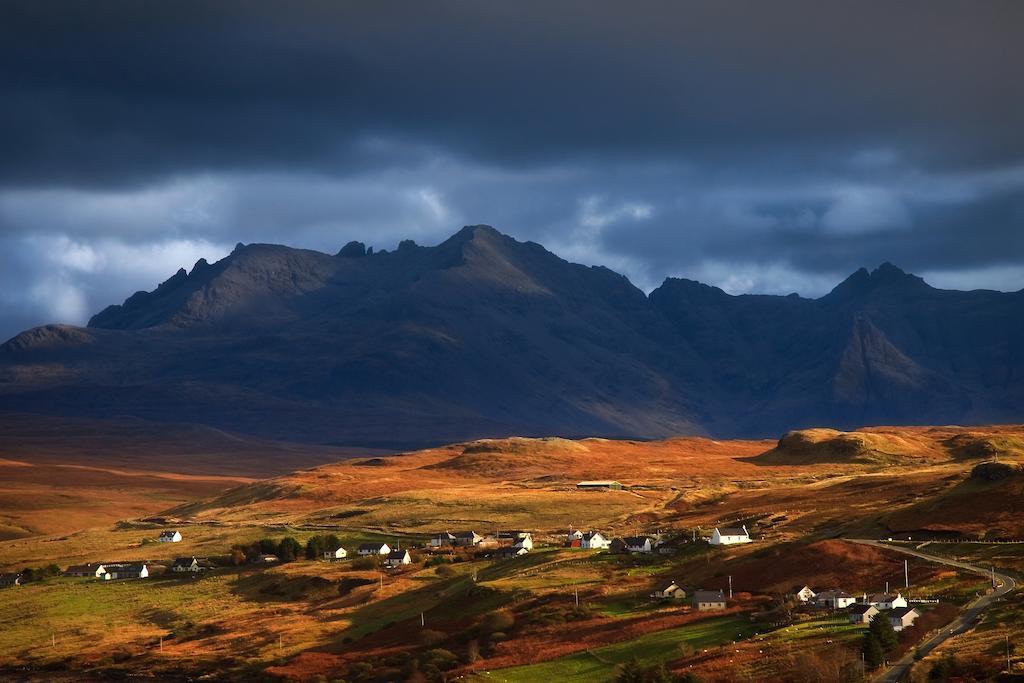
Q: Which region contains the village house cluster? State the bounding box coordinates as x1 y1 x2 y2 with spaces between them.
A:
792 585 921 632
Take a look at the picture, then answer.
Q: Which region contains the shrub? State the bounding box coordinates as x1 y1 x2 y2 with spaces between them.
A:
481 609 515 633
418 629 447 647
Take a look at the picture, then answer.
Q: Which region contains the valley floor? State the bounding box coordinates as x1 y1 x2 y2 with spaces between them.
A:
2 423 1024 681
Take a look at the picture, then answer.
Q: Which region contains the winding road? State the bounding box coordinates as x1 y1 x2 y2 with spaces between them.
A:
848 539 1017 683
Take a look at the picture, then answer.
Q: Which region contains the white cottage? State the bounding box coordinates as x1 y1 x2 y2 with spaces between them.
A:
581 531 611 550
158 530 183 543
357 542 391 556
171 557 201 573
864 593 908 610
624 536 654 553
709 526 751 545
651 581 686 600
322 547 348 560
386 549 412 567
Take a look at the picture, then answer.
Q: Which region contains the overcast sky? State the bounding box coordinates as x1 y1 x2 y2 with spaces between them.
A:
2 1 1023 340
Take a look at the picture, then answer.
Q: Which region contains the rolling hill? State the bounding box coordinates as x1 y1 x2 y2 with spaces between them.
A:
1 225 1022 447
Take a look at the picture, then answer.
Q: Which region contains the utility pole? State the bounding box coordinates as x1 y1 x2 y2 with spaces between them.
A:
421 612 425 627
885 580 889 595
575 584 579 607
729 575 733 599
905 560 909 589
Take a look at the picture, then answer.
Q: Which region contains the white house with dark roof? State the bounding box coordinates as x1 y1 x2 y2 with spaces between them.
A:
864 593 907 610
357 542 391 556
651 581 686 600
848 603 880 624
709 525 751 545
692 589 727 611
430 531 457 547
99 563 149 580
566 528 584 543
65 563 107 578
454 531 483 547
158 530 182 543
322 547 348 560
623 536 654 553
792 585 816 603
888 606 920 632
385 548 412 567
581 531 610 550
171 557 200 573
815 589 857 609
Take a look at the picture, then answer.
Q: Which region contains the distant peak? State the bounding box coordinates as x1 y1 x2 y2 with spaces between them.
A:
826 263 930 300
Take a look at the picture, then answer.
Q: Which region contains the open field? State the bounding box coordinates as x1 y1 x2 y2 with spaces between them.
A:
1 423 1023 680
0 413 374 539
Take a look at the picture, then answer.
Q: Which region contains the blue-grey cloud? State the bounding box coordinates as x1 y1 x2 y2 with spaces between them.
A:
1 1 1023 340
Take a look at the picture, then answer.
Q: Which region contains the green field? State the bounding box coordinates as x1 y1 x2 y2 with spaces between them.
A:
477 614 762 683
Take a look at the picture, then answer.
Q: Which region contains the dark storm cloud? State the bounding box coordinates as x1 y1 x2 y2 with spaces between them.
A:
1 1 1023 340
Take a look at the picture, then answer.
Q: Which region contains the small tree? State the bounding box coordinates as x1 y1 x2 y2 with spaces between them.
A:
869 612 899 653
277 536 302 562
305 536 323 560
863 632 885 669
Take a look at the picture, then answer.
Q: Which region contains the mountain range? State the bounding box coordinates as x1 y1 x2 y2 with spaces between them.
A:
2 225 1022 448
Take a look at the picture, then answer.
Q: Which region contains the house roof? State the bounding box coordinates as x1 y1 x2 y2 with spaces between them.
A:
582 531 604 540
434 531 456 539
65 563 104 573
890 606 919 619
660 581 681 591
693 590 726 602
104 563 146 572
849 604 878 615
454 531 479 538
387 549 409 559
358 542 389 551
158 530 179 537
716 527 748 536
623 536 651 546
868 593 898 602
172 557 198 567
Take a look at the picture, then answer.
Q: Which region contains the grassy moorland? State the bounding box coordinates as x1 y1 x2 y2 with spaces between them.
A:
1 424 1023 681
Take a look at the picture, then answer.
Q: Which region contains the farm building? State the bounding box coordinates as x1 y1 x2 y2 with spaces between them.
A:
848 604 880 624
498 531 533 550
64 563 107 578
386 549 412 567
430 531 457 547
864 592 907 610
322 547 348 560
171 557 201 573
888 606 920 632
623 536 654 553
99 563 148 580
576 480 623 490
496 546 529 559
581 531 611 550
566 528 584 542
454 531 483 547
815 589 857 609
0 573 22 588
357 542 392 556
158 530 182 543
651 581 686 600
709 525 751 545
792 585 816 603
692 589 727 611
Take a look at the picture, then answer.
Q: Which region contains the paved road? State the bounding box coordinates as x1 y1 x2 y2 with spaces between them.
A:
848 539 1017 683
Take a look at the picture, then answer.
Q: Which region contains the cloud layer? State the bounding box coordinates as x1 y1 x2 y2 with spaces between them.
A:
1 1 1022 339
